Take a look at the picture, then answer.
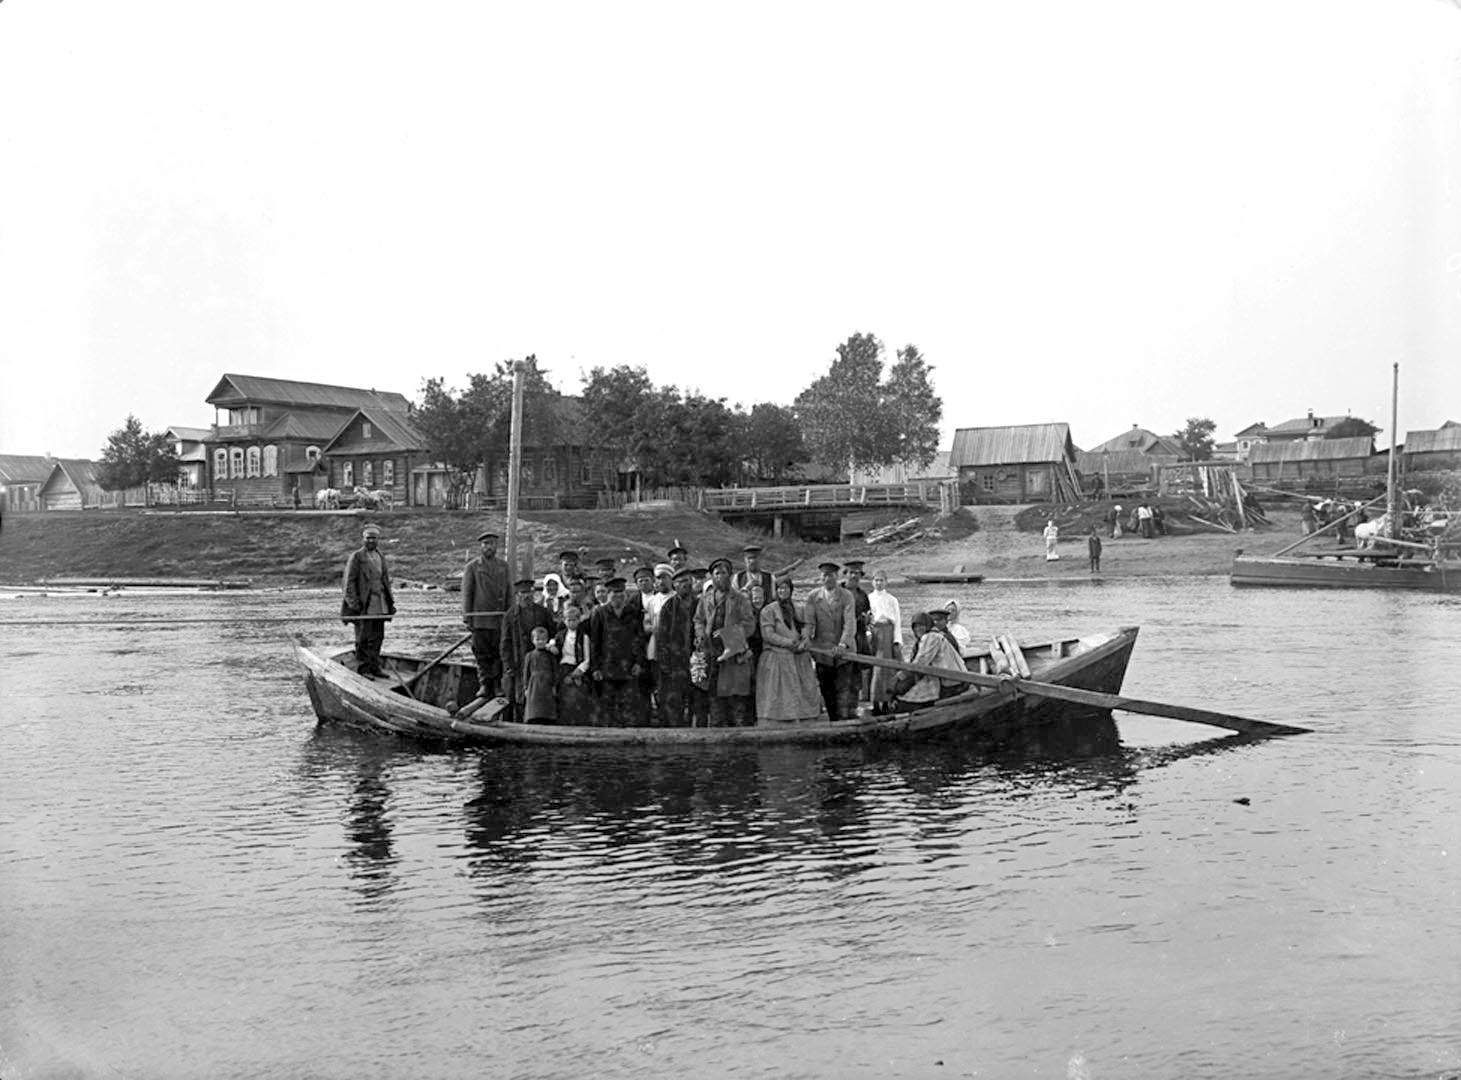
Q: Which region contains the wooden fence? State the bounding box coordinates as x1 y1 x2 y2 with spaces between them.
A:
701 481 955 513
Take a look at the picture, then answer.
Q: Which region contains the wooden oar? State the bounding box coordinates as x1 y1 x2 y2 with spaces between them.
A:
397 632 474 698
808 646 1310 737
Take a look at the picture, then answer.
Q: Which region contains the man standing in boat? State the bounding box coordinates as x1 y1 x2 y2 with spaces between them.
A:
461 529 510 699
341 524 395 679
843 559 873 702
589 577 648 726
656 567 703 726
694 557 756 727
806 560 857 721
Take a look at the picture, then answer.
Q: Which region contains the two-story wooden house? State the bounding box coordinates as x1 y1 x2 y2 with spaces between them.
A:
204 374 411 507
320 408 429 506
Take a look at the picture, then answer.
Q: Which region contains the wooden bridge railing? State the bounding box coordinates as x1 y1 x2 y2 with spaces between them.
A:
701 481 953 513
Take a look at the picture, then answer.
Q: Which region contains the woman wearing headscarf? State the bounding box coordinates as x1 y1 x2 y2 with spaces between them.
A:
895 610 969 711
755 578 824 724
942 599 972 652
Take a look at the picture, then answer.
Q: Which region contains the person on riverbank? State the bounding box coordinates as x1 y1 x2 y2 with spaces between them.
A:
807 560 857 722
1300 501 1317 535
1110 504 1124 539
1088 527 1103 573
590 577 648 726
341 524 395 678
695 558 756 727
1137 502 1155 539
1043 520 1060 560
462 530 509 698
656 567 703 726
501 577 554 721
756 578 822 724
868 572 904 715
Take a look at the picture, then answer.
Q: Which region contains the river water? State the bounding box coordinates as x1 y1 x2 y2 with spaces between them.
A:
2 579 1459 1080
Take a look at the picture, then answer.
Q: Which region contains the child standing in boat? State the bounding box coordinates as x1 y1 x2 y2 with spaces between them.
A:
522 626 558 724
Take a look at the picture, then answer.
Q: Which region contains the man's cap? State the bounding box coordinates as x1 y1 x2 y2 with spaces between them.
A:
594 557 616 569
672 567 695 581
513 577 535 590
927 608 950 620
604 577 627 592
690 566 710 578
633 565 655 581
559 550 580 561
709 556 734 573
818 561 840 573
476 530 499 542
362 525 382 538
667 544 688 557
910 612 933 628
742 544 763 554
843 560 865 572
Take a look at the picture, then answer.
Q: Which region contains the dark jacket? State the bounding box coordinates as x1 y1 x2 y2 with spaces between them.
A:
340 547 395 621
589 601 646 682
462 555 510 630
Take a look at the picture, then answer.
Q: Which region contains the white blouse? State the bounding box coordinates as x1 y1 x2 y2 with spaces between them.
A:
867 589 904 647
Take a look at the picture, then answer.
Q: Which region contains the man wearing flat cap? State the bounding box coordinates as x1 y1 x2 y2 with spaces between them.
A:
733 543 774 600
694 557 757 726
589 576 648 726
462 529 510 698
341 524 395 678
806 560 857 720
500 576 554 721
842 560 873 702
655 567 703 726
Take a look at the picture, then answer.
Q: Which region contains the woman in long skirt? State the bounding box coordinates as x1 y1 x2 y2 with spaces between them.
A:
867 572 904 715
755 579 823 724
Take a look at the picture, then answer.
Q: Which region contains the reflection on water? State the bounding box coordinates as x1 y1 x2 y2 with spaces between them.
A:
3 582 1460 1080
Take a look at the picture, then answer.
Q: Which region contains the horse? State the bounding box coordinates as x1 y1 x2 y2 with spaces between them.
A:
368 488 393 512
314 488 341 510
1354 513 1390 548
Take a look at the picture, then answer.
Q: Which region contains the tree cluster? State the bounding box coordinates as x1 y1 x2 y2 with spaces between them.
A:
97 415 181 491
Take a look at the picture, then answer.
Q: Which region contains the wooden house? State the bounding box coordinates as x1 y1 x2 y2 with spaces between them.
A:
949 423 1081 504
0 453 55 513
477 396 618 509
1232 422 1270 462
165 427 210 489
320 409 429 506
1247 436 1379 485
38 459 104 511
1075 426 1181 493
204 374 411 508
1402 423 1461 473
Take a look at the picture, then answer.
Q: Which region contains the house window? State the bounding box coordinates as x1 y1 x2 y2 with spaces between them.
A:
363 460 374 487
262 445 278 477
542 456 557 486
382 460 394 487
229 447 244 479
246 446 261 477
214 448 227 481
305 445 321 464
980 472 996 493
362 422 372 439
342 461 354 487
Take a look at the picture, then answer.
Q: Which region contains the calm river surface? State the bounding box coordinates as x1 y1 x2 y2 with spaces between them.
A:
3 579 1459 1080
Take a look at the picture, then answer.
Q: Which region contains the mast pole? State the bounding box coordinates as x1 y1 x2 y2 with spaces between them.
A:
505 358 527 578
1387 361 1398 539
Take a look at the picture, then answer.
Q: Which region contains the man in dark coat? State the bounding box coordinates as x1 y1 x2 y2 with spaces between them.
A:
341 524 395 678
589 577 648 726
844 559 873 702
655 568 703 726
500 577 554 721
461 529 510 698
806 560 857 721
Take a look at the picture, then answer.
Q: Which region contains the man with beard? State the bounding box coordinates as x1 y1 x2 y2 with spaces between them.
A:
500 577 554 721
589 577 647 726
461 529 509 698
655 567 703 726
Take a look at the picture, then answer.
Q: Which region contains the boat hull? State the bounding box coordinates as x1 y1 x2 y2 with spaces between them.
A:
295 627 1139 747
1231 554 1461 592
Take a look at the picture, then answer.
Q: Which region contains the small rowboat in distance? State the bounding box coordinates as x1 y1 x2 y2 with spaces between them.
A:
905 572 985 584
295 626 1139 747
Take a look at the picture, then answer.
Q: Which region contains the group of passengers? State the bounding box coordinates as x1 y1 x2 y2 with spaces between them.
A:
457 530 976 727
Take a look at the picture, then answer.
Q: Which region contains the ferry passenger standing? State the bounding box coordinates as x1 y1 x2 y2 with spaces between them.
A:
500 577 554 721
807 560 857 721
656 568 703 726
755 579 823 725
341 524 395 678
694 558 756 727
553 603 596 725
461 530 509 698
521 626 558 724
867 572 904 715
589 577 647 726
843 559 872 701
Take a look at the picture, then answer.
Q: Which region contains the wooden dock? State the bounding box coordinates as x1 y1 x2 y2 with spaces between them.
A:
701 481 955 514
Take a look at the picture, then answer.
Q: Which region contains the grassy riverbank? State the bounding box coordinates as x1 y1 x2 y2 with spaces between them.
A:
0 502 1304 587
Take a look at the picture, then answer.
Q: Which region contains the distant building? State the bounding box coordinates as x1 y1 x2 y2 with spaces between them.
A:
1247 435 1378 485
1402 424 1461 472
1075 425 1182 492
37 459 104 511
320 408 429 507
165 426 210 489
0 453 55 513
1231 422 1269 462
949 423 1081 504
204 374 412 508
849 451 955 487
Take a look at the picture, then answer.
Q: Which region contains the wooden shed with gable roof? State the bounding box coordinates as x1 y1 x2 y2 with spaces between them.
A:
38 459 104 511
1402 423 1461 472
1247 435 1379 485
0 453 55 513
949 423 1082 504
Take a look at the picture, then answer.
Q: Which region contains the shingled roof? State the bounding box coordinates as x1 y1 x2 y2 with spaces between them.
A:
1083 426 1182 457
0 453 55 483
206 374 410 413
949 424 1077 467
1404 426 1461 454
323 409 428 455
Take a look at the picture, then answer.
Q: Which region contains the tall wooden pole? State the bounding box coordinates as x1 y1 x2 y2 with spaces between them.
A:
1386 361 1398 539
505 358 526 579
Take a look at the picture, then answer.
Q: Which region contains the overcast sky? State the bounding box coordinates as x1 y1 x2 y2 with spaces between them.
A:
2 0 1459 460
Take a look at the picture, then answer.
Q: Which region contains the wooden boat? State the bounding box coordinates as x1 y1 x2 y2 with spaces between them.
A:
905 572 985 584
295 626 1139 747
